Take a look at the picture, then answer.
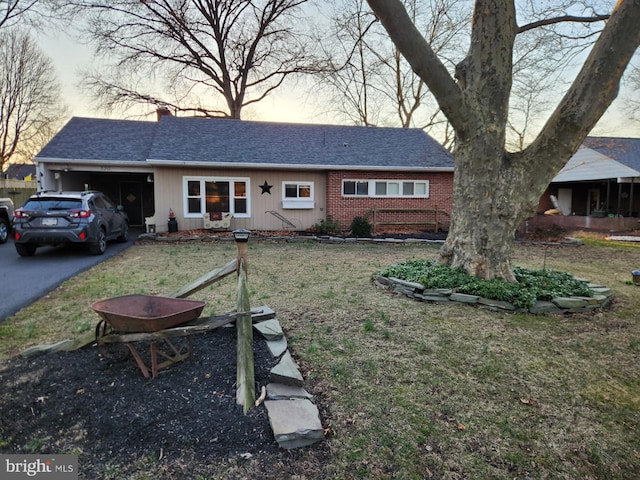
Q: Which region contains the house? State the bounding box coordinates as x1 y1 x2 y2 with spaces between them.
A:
34 116 454 233
531 138 640 233
3 163 36 180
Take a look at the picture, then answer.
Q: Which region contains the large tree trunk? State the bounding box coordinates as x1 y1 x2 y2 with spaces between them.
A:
367 0 640 281
440 140 551 282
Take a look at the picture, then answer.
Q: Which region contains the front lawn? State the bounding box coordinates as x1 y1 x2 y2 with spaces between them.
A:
0 239 638 479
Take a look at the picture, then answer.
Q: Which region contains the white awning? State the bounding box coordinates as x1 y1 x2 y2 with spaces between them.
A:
552 147 640 183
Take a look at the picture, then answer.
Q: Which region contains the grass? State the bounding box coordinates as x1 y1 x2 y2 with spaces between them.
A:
1 238 640 478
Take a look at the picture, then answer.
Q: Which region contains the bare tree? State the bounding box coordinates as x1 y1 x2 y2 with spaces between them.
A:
1 0 37 28
0 29 66 170
0 0 67 30
316 0 467 139
70 0 319 119
622 61 640 123
366 0 640 281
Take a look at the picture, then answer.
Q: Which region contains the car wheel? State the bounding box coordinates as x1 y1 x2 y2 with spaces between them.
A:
89 229 107 255
0 218 8 244
15 243 36 257
116 222 129 242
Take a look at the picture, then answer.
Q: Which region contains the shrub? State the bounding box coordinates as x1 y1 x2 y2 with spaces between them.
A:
310 216 342 235
350 216 372 237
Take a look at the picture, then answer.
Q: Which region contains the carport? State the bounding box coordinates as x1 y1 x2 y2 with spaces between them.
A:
33 118 158 227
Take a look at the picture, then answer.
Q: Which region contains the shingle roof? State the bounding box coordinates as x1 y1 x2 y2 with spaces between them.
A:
583 136 640 172
36 117 158 163
148 117 453 170
35 116 454 171
553 147 640 182
3 163 36 180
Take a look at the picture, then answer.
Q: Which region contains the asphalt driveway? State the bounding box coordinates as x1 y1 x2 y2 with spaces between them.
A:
0 233 137 321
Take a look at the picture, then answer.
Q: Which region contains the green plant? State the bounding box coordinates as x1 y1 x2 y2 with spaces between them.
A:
375 259 592 309
310 215 341 235
350 216 372 237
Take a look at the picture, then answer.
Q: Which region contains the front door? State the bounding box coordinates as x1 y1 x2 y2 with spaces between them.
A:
121 182 144 226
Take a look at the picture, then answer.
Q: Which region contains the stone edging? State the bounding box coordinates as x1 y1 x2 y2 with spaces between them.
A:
138 232 584 247
252 307 325 450
373 276 612 315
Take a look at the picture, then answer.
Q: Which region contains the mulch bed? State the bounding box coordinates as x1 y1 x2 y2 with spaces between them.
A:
0 326 300 478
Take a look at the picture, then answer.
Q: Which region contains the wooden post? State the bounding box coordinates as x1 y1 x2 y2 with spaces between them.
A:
232 229 254 414
233 229 250 276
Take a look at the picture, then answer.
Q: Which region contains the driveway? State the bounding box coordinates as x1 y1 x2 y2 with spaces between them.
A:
0 233 137 321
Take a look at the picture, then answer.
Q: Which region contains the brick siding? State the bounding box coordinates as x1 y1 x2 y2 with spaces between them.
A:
326 171 454 232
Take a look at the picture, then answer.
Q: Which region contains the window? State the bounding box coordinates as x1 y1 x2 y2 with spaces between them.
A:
282 181 314 209
183 177 250 217
342 179 429 198
343 180 369 196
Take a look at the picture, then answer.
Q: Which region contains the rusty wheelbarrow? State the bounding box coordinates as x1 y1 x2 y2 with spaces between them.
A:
92 295 205 378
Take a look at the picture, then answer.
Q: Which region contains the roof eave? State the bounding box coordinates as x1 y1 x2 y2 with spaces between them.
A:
35 156 149 167
146 159 453 172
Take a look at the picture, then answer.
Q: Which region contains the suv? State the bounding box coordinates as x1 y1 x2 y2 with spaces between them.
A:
13 191 129 257
0 198 14 244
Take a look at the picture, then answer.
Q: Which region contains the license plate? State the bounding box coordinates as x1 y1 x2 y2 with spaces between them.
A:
42 218 58 226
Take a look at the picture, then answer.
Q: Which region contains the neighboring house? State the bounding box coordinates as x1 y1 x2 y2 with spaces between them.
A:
34 115 454 233
3 163 36 180
1 163 37 208
531 138 640 233
540 145 640 216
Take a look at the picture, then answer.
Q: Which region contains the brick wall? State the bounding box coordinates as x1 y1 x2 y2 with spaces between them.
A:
326 171 454 232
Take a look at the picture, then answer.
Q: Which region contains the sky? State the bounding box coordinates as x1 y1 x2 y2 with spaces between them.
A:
34 14 640 139
34 28 328 126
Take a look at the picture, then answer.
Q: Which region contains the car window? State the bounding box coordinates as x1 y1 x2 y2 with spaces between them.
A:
91 197 106 210
22 198 83 211
100 196 116 210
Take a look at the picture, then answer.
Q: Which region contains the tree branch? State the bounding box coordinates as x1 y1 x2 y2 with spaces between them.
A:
365 0 467 133
522 0 640 177
518 14 610 35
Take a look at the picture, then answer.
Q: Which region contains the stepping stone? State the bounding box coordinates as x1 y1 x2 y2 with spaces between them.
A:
450 292 479 304
251 306 276 321
478 297 516 311
590 287 611 296
265 336 287 358
528 300 565 315
267 383 313 401
264 399 324 449
270 351 304 387
254 319 284 340
552 297 589 309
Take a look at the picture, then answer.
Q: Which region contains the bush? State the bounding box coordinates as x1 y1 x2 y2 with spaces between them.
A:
310 216 342 235
350 216 372 237
374 259 592 309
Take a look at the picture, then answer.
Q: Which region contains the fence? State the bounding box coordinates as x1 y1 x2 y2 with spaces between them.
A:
0 179 37 207
371 207 450 234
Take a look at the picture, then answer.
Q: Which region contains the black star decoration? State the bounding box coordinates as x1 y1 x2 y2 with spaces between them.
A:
260 181 273 195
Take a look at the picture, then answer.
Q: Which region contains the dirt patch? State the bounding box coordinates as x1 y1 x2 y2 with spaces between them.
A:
0 326 328 478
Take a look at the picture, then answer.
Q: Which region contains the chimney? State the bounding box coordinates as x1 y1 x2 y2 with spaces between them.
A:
156 106 172 121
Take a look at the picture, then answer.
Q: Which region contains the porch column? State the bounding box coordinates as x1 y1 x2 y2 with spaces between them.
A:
630 178 635 217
